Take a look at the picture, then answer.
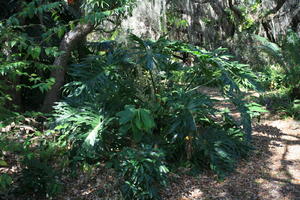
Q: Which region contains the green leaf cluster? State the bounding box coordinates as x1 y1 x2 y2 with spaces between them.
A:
112 146 168 200
52 35 259 197
117 105 155 143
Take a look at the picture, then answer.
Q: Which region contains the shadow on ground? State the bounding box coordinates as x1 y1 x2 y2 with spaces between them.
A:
161 122 300 200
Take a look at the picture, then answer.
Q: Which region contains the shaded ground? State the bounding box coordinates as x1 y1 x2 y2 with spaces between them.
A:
1 87 299 200
55 117 300 200
60 87 300 200
160 87 300 200
162 119 300 200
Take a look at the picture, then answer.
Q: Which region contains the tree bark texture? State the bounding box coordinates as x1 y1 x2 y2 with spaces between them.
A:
41 23 94 112
209 1 235 38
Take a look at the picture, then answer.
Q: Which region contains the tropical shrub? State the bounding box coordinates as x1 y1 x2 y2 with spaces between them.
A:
117 105 156 145
51 34 260 195
0 111 66 198
112 146 169 200
0 174 12 196
0 0 297 199
1 1 262 195
20 155 62 198
191 128 251 178
258 66 285 90
254 31 300 118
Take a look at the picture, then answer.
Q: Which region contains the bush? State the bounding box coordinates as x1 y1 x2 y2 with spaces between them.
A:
112 146 169 200
258 66 285 90
51 35 259 196
0 173 12 195
255 30 300 98
20 155 62 198
256 88 300 118
192 128 251 178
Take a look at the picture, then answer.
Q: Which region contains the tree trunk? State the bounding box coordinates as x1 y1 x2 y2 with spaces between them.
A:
209 1 235 38
41 23 94 112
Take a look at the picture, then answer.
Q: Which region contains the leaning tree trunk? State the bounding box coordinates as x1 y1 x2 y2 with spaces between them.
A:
41 23 94 113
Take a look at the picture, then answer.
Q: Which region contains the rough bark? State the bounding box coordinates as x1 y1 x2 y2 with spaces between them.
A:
209 1 235 38
41 23 94 112
262 20 276 42
268 0 287 15
291 8 300 32
228 0 243 20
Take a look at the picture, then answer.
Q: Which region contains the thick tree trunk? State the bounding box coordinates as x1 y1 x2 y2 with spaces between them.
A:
41 23 94 112
209 1 235 38
291 9 300 32
269 0 287 15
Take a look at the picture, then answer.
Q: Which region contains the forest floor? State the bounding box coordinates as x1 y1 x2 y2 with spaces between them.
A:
163 119 300 200
161 87 300 200
59 87 300 200
2 87 300 200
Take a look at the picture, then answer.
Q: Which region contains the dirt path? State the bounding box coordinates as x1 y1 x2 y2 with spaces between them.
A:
12 87 297 200
66 87 300 200
35 117 300 200
162 87 300 200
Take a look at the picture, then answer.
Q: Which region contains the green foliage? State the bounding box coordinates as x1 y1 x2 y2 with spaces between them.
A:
0 0 64 111
82 0 136 19
254 31 300 119
52 103 111 162
286 100 300 119
192 128 251 178
0 174 12 194
245 102 268 120
255 31 300 89
112 146 169 200
0 0 137 112
0 111 66 198
166 10 189 29
0 28 260 198
53 35 257 184
258 66 285 90
257 89 300 119
20 155 62 198
280 31 300 89
181 46 258 141
117 105 155 143
0 0 297 198
1 0 260 194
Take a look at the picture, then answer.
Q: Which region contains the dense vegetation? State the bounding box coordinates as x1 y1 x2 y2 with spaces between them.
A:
0 0 299 199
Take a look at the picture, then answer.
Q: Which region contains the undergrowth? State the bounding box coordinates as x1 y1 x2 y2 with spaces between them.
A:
43 35 261 199
0 35 264 199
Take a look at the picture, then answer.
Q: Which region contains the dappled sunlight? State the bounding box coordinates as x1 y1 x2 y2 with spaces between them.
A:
157 87 300 199
1 0 300 199
160 118 300 200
